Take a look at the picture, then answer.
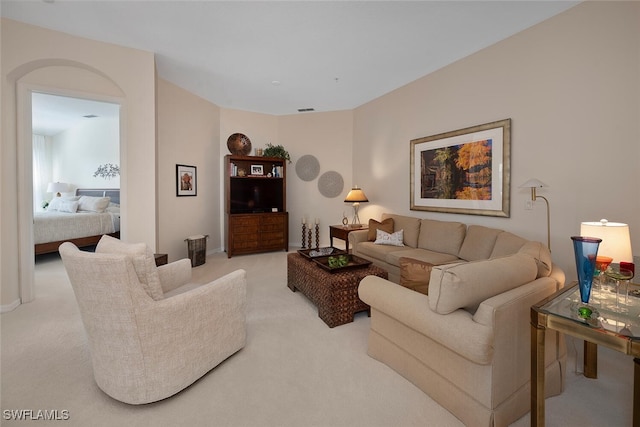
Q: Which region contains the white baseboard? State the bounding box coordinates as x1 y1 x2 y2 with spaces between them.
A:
0 299 21 313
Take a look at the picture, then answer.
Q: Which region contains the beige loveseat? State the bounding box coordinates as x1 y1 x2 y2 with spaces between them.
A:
352 214 566 426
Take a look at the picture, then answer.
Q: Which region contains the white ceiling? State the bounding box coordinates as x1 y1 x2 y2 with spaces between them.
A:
4 0 579 121
31 93 120 136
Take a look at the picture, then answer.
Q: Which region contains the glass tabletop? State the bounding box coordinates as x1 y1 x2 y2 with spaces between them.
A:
539 281 640 339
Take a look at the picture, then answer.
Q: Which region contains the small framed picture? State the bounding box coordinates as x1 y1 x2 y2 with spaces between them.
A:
176 164 197 197
251 164 264 175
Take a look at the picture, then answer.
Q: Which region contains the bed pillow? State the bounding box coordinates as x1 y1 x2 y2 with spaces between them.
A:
78 196 111 213
95 235 164 301
374 229 404 247
47 196 80 211
367 218 394 241
57 200 79 213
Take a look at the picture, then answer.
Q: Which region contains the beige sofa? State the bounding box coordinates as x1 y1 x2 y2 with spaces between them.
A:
352 214 566 426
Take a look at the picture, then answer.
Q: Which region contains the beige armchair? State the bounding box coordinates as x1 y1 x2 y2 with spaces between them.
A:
59 236 247 404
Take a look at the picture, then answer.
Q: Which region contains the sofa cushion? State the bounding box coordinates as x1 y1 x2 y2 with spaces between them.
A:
518 241 553 278
368 218 394 241
382 213 421 248
490 231 527 258
417 219 466 256
399 257 432 295
96 235 164 301
385 248 460 268
428 253 538 314
458 225 502 261
356 241 408 263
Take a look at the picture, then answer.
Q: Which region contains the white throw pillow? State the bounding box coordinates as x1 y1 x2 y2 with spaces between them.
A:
48 196 80 211
374 229 405 247
78 196 111 213
57 200 79 213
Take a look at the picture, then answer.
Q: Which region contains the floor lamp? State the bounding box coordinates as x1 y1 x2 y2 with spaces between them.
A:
520 178 550 250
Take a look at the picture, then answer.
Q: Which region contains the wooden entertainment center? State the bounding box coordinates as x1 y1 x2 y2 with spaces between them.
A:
224 154 288 258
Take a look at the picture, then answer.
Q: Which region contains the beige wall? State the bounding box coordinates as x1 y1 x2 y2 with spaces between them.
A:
2 1 638 308
1 19 156 309
217 109 354 251
278 110 354 248
156 78 221 261
353 1 640 279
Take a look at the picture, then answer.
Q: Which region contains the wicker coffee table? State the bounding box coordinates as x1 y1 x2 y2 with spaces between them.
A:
287 252 388 327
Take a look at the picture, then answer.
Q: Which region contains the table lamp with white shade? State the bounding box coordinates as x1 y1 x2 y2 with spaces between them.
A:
47 182 69 197
580 219 632 264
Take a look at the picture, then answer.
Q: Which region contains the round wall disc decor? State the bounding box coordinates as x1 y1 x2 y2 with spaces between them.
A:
317 171 344 198
295 154 320 181
227 133 252 155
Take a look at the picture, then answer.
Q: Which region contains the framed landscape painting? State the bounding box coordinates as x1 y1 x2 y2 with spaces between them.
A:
410 119 511 217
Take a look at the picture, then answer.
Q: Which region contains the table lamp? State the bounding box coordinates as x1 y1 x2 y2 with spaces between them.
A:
47 182 68 197
344 186 368 226
580 219 632 265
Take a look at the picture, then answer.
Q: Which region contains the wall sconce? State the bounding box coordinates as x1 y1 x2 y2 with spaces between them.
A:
46 182 69 197
520 178 550 250
344 186 369 226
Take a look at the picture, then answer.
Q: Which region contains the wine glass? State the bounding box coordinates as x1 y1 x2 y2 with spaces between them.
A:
604 264 634 311
594 256 613 303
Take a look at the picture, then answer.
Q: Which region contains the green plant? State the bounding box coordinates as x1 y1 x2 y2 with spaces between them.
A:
263 143 291 163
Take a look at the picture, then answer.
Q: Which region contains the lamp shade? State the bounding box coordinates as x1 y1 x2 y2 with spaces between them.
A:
344 187 368 203
46 182 68 194
519 178 547 189
580 219 632 263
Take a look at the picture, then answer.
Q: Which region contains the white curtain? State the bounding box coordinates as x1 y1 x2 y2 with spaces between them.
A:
32 134 51 212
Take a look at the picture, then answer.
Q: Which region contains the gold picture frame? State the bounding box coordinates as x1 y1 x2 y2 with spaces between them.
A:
410 119 511 217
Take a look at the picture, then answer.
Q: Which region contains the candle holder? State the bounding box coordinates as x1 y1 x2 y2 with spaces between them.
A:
315 223 320 249
308 228 312 249
301 223 307 249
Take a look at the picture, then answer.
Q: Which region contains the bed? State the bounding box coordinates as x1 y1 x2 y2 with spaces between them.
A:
34 189 120 255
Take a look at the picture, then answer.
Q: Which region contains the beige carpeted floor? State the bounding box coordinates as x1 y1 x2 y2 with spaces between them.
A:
0 250 634 426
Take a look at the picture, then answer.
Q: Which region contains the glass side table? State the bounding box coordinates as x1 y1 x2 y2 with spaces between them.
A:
530 281 640 427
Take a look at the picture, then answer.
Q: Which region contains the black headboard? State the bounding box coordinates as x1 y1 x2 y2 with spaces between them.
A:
76 188 120 205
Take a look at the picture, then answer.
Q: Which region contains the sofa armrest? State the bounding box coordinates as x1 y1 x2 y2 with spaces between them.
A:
348 229 369 248
549 264 565 288
472 276 560 327
157 258 192 294
359 275 493 364
472 276 562 402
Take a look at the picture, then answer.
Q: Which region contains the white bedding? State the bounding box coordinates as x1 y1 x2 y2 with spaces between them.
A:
33 210 120 245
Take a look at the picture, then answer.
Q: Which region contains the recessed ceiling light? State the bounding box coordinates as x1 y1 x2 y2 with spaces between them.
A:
271 80 281 86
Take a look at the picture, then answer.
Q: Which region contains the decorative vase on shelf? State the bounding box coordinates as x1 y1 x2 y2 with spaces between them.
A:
571 236 602 318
